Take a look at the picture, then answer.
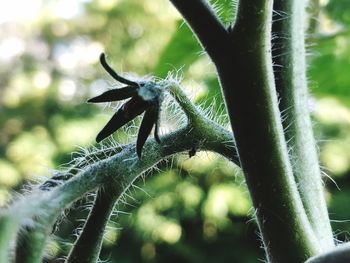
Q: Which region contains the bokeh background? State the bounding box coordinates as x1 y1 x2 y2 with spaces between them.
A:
0 0 350 262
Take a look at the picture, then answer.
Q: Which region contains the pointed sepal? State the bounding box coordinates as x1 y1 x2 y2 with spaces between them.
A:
136 106 158 158
100 53 139 87
96 97 148 143
154 103 161 143
87 86 138 103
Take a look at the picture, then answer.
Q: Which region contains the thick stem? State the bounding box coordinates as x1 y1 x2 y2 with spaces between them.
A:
170 0 321 260
272 0 334 249
219 0 320 261
165 0 327 260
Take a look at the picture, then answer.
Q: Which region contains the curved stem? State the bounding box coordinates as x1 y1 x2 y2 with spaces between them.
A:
272 0 334 249
169 0 232 65
66 186 120 263
217 0 320 261
5 83 237 263
11 125 236 263
40 144 125 190
167 0 322 261
62 83 237 263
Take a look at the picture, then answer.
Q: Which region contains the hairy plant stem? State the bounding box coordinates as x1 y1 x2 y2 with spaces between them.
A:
39 144 125 190
1 84 237 263
62 82 238 263
0 215 18 262
224 1 321 261
272 0 334 250
65 186 120 263
171 0 321 261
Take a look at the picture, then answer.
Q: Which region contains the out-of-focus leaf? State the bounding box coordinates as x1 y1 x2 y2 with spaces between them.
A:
325 0 350 25
153 21 201 78
309 35 350 106
328 188 350 239
154 0 237 78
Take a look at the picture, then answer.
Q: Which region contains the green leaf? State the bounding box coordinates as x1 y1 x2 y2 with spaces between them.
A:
309 35 350 106
153 21 201 78
325 0 350 25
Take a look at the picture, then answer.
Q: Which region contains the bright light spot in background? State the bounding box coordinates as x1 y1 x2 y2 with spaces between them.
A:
136 203 182 244
27 39 50 60
177 182 203 209
0 0 42 24
181 151 218 174
314 98 350 125
59 79 77 100
128 23 144 39
322 143 350 176
0 189 10 207
48 0 82 19
96 0 120 10
203 184 251 220
157 222 182 244
103 227 119 246
33 71 52 90
89 79 111 97
54 118 102 151
318 12 343 35
54 40 104 71
0 160 21 187
51 21 69 37
0 37 25 62
314 99 350 175
6 129 56 179
320 0 329 7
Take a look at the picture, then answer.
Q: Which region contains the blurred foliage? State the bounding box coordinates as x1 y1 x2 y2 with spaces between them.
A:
0 0 349 262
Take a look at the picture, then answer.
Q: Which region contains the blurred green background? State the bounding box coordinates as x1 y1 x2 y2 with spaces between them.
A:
0 0 350 262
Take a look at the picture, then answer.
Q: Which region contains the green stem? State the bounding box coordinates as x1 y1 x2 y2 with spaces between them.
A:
169 0 321 260
40 144 125 190
5 85 237 263
11 125 236 263
12 128 192 263
63 82 237 263
272 0 334 249
66 186 121 263
219 0 320 261
0 215 18 263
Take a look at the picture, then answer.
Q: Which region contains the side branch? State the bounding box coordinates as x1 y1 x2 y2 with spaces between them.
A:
1 83 237 263
10 124 236 263
169 0 232 65
66 186 120 263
